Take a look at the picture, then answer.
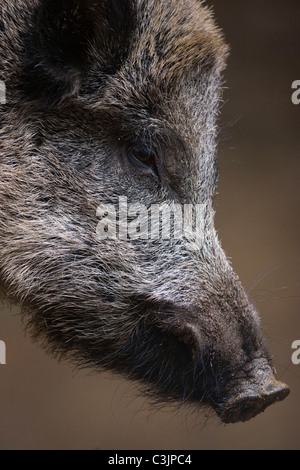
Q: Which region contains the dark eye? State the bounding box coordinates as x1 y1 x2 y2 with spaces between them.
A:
127 147 158 176
131 148 156 165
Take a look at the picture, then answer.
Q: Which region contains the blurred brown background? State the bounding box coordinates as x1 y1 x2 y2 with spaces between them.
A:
0 0 299 450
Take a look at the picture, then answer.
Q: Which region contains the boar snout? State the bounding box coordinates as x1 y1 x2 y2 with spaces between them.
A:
125 286 290 424
216 363 290 424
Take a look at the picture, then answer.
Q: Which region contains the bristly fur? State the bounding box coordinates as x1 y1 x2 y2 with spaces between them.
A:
0 0 288 423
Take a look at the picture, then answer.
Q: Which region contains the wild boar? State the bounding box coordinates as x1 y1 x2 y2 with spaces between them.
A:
0 0 289 423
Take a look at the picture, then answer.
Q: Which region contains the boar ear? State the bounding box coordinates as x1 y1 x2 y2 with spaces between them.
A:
23 0 134 106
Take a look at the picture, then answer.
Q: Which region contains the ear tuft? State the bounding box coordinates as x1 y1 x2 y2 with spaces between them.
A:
22 0 134 107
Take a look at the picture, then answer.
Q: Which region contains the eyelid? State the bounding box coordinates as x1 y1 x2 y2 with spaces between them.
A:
127 146 159 177
132 149 154 162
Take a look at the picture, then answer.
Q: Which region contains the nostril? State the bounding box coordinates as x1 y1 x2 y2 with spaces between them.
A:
219 381 290 424
262 380 290 404
239 400 258 418
265 380 289 397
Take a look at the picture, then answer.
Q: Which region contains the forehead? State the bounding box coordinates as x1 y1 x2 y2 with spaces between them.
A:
99 0 228 142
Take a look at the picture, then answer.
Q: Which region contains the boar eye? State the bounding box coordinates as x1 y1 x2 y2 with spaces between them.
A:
132 148 154 163
127 146 158 176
